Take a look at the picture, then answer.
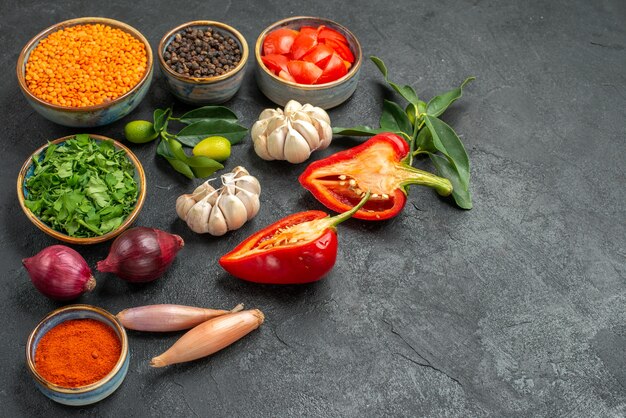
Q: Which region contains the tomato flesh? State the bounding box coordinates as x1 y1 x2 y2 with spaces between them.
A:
301 44 335 65
263 28 298 55
287 61 323 84
291 32 318 60
323 38 355 63
261 54 289 74
316 53 348 84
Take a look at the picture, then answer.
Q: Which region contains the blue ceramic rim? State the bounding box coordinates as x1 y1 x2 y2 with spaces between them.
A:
255 16 363 89
158 20 249 84
16 134 147 245
16 17 154 113
26 304 129 394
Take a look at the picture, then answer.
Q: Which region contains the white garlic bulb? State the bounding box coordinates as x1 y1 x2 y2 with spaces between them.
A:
177 166 261 236
251 100 333 164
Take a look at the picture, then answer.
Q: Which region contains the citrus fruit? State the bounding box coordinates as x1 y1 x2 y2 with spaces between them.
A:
192 136 231 162
124 120 159 144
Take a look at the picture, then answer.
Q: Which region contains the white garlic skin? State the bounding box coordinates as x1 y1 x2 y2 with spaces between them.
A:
176 166 262 236
251 100 333 163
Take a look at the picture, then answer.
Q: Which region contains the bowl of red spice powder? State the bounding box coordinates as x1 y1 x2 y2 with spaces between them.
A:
26 304 129 406
16 17 153 127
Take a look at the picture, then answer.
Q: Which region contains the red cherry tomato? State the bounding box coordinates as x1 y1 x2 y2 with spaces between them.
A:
290 32 318 60
261 54 289 74
316 53 348 84
318 27 349 44
263 28 298 55
301 44 335 65
323 38 355 63
287 60 323 84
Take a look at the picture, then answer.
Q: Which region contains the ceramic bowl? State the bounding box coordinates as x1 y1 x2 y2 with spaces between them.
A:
158 21 248 104
16 17 153 128
17 134 146 245
255 16 362 110
26 305 129 406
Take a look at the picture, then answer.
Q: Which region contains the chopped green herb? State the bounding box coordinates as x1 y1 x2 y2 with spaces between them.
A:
24 135 139 238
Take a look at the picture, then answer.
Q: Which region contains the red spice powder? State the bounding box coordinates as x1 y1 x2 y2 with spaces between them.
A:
35 318 121 387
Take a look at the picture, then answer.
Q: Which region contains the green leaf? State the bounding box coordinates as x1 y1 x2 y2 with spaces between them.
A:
192 166 221 178
178 106 238 124
370 56 419 105
153 108 171 133
423 115 470 188
165 138 189 163
415 127 436 153
165 157 194 179
156 139 174 159
332 126 386 136
380 100 413 135
175 120 248 146
426 77 475 118
430 154 472 209
185 155 223 169
85 177 110 208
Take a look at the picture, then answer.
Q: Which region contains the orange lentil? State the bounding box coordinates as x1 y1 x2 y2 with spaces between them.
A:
25 24 147 107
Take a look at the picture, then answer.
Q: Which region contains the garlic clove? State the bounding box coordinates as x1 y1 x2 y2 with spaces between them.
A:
192 181 216 198
207 202 228 236
185 199 213 234
301 103 331 125
218 194 248 231
235 175 262 195
251 118 271 141
290 110 313 125
267 125 288 160
253 133 274 161
236 189 261 220
176 194 197 220
311 118 333 150
292 119 321 150
284 100 303 115
284 125 312 164
258 108 281 121
232 166 250 178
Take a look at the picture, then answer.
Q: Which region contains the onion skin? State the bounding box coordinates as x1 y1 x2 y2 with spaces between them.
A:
22 245 96 301
150 309 264 367
97 227 184 283
117 304 243 332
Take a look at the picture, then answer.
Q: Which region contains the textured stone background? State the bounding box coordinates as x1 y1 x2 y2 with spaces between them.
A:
1 0 625 416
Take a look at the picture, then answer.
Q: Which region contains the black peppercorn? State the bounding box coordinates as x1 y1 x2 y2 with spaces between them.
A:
164 25 242 78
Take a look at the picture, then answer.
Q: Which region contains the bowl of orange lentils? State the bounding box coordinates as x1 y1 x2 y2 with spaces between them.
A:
16 17 153 127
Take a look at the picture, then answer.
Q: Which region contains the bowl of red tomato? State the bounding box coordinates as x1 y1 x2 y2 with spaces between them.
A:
255 16 362 109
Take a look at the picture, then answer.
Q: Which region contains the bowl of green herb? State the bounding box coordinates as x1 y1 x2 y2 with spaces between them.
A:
17 134 146 244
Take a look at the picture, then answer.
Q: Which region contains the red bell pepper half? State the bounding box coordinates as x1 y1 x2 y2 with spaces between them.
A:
219 193 370 284
299 133 453 221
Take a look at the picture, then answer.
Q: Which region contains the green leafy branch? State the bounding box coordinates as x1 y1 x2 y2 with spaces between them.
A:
333 56 474 209
152 106 248 179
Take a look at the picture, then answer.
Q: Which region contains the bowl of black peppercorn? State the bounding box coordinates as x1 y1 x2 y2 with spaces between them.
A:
158 21 248 104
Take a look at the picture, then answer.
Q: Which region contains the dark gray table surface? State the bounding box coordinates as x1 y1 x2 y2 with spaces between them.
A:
2 0 625 416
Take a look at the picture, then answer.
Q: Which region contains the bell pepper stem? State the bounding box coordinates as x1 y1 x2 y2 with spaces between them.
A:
401 164 453 196
329 191 372 227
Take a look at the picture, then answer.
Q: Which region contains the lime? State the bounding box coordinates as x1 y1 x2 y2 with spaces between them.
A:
124 120 159 144
192 136 231 162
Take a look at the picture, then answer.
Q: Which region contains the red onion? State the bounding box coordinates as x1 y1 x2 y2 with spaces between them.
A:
23 245 96 300
97 227 184 283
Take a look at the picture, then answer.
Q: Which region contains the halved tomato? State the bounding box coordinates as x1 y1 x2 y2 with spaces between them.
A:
301 44 335 65
287 60 323 84
315 53 348 84
323 38 355 63
318 27 349 45
263 28 299 55
261 54 289 74
290 32 318 60
278 70 296 83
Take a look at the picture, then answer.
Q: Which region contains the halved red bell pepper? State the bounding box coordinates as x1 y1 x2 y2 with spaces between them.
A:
219 193 370 284
299 133 453 221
